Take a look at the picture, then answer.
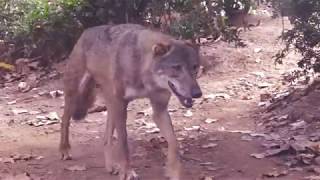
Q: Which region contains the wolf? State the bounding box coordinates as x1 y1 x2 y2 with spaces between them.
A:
59 24 202 180
229 9 261 32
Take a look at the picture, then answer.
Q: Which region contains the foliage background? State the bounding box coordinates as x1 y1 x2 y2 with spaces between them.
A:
0 0 258 66
274 0 320 79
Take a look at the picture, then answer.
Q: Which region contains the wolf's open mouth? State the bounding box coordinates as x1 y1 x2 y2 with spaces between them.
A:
168 81 193 108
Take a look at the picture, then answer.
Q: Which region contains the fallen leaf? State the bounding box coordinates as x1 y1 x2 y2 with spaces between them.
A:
18 82 31 92
0 157 15 163
262 169 288 178
201 143 218 149
137 107 153 116
250 153 265 159
299 153 315 165
12 109 28 115
264 144 291 156
143 122 157 129
11 154 42 161
184 126 200 131
49 90 64 98
7 100 17 105
304 176 320 180
146 128 160 134
201 176 214 180
28 112 60 127
260 93 272 102
305 176 320 180
204 93 230 100
251 71 265 78
200 162 215 166
88 105 107 113
29 111 41 115
290 120 306 130
65 165 86 171
204 118 218 124
0 62 15 71
168 108 177 112
254 48 262 53
257 82 273 88
47 112 60 120
35 115 47 120
241 135 253 141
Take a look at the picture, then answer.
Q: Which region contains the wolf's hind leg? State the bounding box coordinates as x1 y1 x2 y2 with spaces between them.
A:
59 60 85 160
59 81 78 160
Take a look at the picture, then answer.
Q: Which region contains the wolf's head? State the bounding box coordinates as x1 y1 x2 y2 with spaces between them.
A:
151 40 202 108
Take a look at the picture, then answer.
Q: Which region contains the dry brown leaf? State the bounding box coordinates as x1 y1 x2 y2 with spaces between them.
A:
262 169 288 178
65 164 87 171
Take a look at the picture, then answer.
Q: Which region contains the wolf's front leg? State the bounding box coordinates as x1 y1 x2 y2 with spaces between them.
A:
150 93 182 180
105 99 139 180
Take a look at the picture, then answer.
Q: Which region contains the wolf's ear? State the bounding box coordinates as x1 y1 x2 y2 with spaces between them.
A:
152 43 171 57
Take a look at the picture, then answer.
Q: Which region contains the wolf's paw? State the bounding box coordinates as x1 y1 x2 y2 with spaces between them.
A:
119 169 139 180
165 161 182 180
60 150 72 160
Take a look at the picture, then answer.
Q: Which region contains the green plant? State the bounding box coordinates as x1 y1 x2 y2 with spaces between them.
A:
275 0 320 79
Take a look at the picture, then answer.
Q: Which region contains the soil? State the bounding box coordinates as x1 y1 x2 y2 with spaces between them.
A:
0 18 316 180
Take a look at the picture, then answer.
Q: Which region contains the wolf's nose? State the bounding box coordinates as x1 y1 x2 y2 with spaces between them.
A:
191 88 202 98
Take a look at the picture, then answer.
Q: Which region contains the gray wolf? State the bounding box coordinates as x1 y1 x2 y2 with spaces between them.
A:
59 24 202 180
229 9 261 32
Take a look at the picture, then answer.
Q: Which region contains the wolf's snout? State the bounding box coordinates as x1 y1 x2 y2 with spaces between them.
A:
191 86 202 98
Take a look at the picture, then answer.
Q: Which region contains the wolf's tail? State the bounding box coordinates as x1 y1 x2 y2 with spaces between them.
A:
72 72 96 120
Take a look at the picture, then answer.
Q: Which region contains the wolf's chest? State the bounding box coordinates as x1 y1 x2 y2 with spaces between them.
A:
124 86 149 100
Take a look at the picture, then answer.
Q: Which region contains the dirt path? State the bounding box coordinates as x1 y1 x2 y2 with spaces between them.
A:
0 18 311 180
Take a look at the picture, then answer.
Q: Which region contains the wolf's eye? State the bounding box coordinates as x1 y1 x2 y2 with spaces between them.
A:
172 65 182 71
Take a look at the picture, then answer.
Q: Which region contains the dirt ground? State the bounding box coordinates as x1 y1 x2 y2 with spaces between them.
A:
0 18 315 180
